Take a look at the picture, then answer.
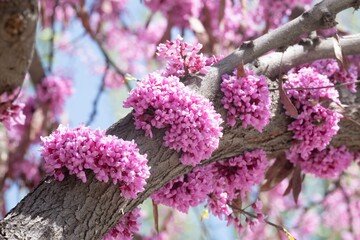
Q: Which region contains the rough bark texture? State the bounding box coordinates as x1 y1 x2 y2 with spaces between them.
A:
0 0 38 95
0 0 360 239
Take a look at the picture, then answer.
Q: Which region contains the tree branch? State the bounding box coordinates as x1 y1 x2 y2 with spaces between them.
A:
255 34 360 78
0 0 359 239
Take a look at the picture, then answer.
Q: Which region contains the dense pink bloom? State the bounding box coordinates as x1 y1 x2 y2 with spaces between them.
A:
207 190 232 218
36 75 73 121
152 149 268 227
221 68 271 131
284 67 343 161
0 87 25 130
103 207 141 240
288 105 342 158
207 150 268 235
287 146 354 178
294 59 359 92
124 72 223 166
40 125 150 199
211 149 269 200
152 165 214 213
284 67 340 108
157 36 210 77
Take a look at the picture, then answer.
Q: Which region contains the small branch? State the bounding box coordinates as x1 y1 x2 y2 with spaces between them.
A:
48 0 59 73
228 203 297 239
76 8 132 91
269 80 360 91
29 48 46 85
255 34 360 78
86 62 109 126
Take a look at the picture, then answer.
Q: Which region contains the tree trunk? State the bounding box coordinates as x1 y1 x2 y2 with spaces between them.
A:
0 0 38 95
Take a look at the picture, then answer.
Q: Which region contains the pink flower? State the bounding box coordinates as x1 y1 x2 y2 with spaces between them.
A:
124 72 222 166
157 36 211 77
0 87 25 130
288 105 342 159
221 68 271 131
284 67 344 164
151 165 214 213
211 149 269 200
287 146 354 178
103 207 141 240
40 124 150 199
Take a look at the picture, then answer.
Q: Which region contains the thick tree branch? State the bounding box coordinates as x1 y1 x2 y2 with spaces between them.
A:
0 0 38 95
255 34 360 78
0 0 359 239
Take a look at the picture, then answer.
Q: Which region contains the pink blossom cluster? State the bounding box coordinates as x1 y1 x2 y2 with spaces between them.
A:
288 106 342 159
151 165 214 213
211 149 269 199
103 207 141 240
36 75 73 121
0 87 25 130
284 67 342 160
221 68 271 131
298 59 359 92
284 67 340 108
207 150 268 233
157 36 210 77
40 125 150 199
152 149 269 233
123 72 223 166
287 146 354 178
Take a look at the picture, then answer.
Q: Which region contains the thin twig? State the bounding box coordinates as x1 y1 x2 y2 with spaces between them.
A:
86 62 109 125
228 203 297 240
76 8 132 91
269 80 360 91
48 0 59 73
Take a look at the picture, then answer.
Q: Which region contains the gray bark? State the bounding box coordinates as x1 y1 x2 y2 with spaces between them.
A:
0 0 38 95
0 0 360 239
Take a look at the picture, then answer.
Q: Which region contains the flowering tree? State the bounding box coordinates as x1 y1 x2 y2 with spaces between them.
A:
0 0 360 239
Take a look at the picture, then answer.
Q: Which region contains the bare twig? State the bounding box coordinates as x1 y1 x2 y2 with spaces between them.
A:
86 62 109 126
76 8 132 91
48 0 59 73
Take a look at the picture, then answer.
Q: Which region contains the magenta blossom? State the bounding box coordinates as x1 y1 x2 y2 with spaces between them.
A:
40 124 150 199
124 72 223 166
221 68 271 131
103 207 141 240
